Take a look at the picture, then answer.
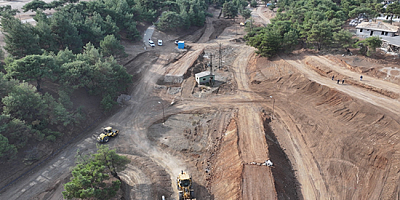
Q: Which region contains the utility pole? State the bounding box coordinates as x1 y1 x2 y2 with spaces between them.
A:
209 53 213 75
208 53 214 87
219 43 222 69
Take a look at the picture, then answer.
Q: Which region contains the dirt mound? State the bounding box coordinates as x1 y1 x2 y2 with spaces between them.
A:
250 55 298 82
251 67 400 199
304 56 400 99
209 118 242 200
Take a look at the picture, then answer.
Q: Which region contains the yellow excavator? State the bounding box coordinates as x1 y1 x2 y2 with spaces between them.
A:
177 171 195 200
97 127 119 143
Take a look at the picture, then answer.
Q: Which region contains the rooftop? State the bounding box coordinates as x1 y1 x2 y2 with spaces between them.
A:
195 71 212 77
356 22 399 32
380 35 400 47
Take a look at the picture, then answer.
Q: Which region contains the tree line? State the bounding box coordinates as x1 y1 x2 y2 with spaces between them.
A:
155 0 211 31
0 43 132 160
244 0 397 57
2 0 140 58
221 0 251 19
0 0 213 161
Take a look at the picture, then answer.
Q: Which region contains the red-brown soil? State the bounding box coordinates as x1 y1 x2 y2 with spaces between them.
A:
1 4 400 200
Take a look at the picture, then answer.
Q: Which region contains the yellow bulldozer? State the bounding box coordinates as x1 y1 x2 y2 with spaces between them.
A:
177 171 195 200
97 127 119 143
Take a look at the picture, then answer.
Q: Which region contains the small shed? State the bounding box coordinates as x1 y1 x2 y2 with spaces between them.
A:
195 71 215 85
356 22 399 37
178 41 185 49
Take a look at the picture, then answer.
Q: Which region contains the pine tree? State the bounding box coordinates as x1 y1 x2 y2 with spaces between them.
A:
1 16 41 58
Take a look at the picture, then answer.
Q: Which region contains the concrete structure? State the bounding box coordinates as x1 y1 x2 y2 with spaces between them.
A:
178 41 185 49
356 22 399 37
195 71 215 85
381 36 400 54
164 47 204 84
164 75 184 84
355 22 400 54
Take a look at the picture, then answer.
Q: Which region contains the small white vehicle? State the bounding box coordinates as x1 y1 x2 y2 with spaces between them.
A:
158 40 163 46
149 40 155 47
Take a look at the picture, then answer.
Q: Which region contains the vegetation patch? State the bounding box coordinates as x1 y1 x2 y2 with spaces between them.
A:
244 0 400 58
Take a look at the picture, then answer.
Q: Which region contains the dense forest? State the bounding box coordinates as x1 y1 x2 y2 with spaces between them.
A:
0 0 213 161
245 0 400 57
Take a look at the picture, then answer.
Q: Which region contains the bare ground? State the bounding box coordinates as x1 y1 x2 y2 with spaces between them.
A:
1 4 400 200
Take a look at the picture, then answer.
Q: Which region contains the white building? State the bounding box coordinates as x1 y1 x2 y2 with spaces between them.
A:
195 71 215 85
356 22 399 37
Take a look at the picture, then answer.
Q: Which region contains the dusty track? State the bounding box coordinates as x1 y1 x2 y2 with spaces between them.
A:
230 45 277 200
281 54 400 116
2 4 400 200
307 54 400 99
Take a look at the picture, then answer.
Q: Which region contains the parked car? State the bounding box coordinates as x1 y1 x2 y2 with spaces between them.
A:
149 40 155 47
158 40 163 46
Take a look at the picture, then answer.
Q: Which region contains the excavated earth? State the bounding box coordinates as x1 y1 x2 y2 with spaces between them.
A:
1 5 400 200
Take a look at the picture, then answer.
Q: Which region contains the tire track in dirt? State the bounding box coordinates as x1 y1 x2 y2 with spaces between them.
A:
256 6 271 25
210 118 243 200
231 46 278 199
246 54 330 199
197 9 216 43
119 154 173 200
278 53 400 199
172 43 281 199
114 53 189 200
2 6 279 200
239 106 277 200
268 106 330 200
119 158 152 200
309 54 400 99
281 55 400 116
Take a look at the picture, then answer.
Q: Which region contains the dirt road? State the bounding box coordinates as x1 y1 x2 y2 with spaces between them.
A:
310 54 400 98
281 54 400 115
2 4 400 200
232 45 277 200
143 25 155 47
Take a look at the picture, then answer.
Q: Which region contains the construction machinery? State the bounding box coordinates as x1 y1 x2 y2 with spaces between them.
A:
177 171 195 200
97 127 119 143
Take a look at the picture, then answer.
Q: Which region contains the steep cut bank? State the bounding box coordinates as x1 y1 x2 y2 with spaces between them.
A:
209 118 243 200
251 70 400 199
262 114 302 200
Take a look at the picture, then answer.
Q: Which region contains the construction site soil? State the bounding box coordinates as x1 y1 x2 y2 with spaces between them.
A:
1 4 400 200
